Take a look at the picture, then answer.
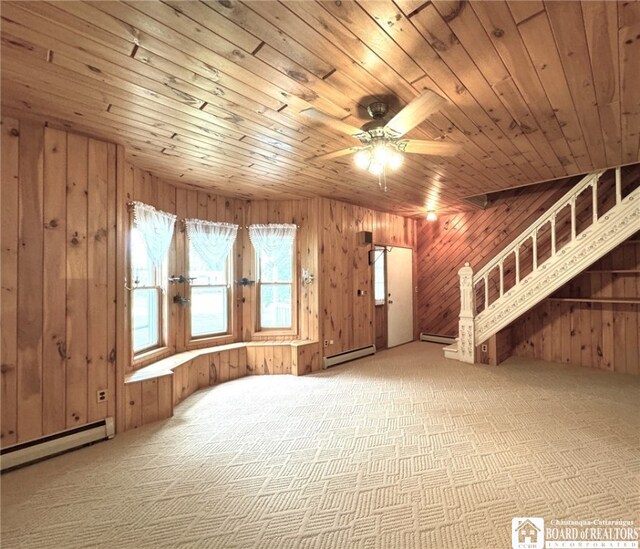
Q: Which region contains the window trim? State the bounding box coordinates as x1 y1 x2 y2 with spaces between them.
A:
255 238 297 335
186 240 233 343
130 251 168 361
131 285 163 354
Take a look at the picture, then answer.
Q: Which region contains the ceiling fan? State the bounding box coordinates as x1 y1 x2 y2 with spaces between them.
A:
301 89 461 191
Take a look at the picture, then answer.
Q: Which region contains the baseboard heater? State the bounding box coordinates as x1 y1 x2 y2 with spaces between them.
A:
323 345 376 369
420 333 456 345
1 417 115 472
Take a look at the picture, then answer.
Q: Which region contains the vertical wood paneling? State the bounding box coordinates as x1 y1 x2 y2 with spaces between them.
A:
1 120 119 447
509 238 640 373
320 198 416 356
106 143 117 421
65 133 89 429
87 139 109 422
1 118 20 445
17 121 44 442
42 128 67 434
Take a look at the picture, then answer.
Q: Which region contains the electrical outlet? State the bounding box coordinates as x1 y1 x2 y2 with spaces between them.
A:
481 344 488 352
324 340 329 347
97 390 107 403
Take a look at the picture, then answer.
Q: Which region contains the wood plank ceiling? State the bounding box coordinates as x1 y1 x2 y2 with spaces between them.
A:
1 0 638 216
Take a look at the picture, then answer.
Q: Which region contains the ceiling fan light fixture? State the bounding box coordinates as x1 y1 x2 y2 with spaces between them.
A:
354 150 371 170
368 161 384 176
388 150 403 171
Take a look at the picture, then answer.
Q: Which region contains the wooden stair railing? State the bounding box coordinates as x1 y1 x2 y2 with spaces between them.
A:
449 167 640 363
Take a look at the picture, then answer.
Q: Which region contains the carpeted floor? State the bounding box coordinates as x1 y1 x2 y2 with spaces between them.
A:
2 342 639 548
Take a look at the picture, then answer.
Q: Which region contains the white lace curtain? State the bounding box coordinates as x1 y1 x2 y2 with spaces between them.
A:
185 219 239 271
248 224 297 261
130 201 176 267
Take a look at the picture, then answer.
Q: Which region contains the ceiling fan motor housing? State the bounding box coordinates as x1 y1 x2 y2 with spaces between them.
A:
367 101 389 119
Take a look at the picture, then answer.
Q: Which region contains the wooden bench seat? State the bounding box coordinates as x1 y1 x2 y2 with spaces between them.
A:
124 340 320 430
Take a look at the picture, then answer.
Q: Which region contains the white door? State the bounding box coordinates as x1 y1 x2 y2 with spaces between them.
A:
386 246 414 348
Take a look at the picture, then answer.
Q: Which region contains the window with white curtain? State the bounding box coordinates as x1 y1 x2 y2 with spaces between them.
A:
130 202 176 355
185 220 238 339
249 224 296 330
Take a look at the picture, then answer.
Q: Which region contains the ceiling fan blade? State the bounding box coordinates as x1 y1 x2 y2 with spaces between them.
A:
397 139 462 156
385 90 446 137
300 108 367 139
306 146 361 162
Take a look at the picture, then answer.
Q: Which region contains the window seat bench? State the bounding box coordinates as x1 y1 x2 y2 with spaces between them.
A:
123 340 321 430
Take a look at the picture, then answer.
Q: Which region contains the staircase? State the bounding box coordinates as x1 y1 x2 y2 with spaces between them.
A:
445 167 640 363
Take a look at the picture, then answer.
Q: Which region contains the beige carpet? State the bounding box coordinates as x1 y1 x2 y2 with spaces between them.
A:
2 342 639 548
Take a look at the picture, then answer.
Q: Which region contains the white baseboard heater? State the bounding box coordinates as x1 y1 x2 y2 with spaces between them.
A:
420 333 456 345
323 345 376 369
1 417 115 472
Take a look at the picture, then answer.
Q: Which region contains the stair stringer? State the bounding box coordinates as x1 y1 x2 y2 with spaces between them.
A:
474 188 639 346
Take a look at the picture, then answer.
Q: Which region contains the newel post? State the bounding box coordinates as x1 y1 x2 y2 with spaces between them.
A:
458 262 476 363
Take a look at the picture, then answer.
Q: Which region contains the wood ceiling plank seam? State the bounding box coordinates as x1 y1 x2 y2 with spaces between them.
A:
249 2 399 110
580 1 622 168
132 46 285 113
0 83 179 144
198 0 336 81
544 1 608 169
0 52 259 145
411 74 534 185
2 71 285 168
469 1 578 164
358 1 534 183
35 25 311 146
411 3 564 181
363 2 545 184
505 0 545 26
0 94 190 154
422 111 514 185
2 24 333 159
130 0 261 62
49 1 139 44
112 0 350 120
14 1 134 56
617 1 640 166
282 1 420 105
69 3 310 124
515 11 595 174
61 1 343 143
253 44 364 125
429 1 574 177
319 0 426 84
0 32 49 61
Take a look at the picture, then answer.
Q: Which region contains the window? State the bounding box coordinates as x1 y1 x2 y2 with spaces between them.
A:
131 228 163 352
249 224 296 330
185 220 238 339
129 202 176 356
373 246 386 306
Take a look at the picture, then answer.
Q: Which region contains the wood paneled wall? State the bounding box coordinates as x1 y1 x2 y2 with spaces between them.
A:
417 177 582 337
509 237 639 374
1 116 415 443
320 199 417 357
1 118 118 446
